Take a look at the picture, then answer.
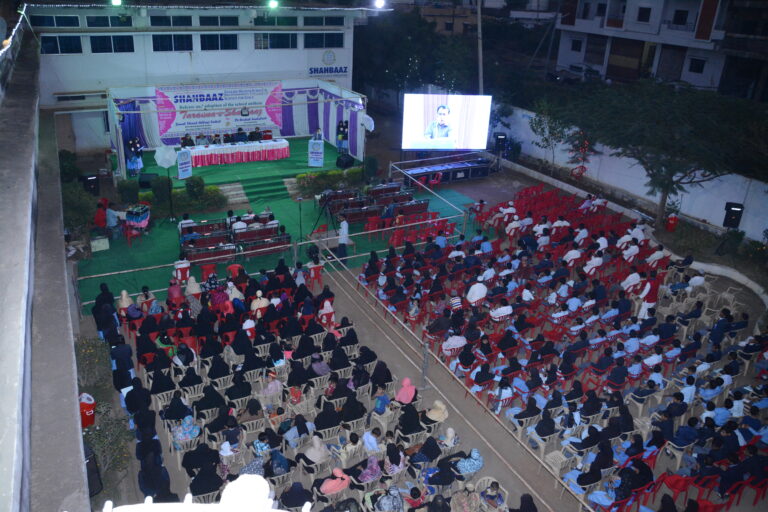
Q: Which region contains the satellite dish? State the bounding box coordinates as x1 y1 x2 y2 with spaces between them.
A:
154 145 177 169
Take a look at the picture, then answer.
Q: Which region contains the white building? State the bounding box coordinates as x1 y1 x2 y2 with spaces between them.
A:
554 0 728 88
26 0 375 152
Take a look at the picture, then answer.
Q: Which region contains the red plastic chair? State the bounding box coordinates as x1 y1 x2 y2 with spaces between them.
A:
307 266 323 290
200 263 218 281
428 172 443 189
226 264 245 279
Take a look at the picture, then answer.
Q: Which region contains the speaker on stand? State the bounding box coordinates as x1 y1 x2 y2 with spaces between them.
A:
722 202 744 229
336 153 354 170
138 172 158 189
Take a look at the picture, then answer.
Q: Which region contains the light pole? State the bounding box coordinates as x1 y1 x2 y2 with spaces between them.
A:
476 0 484 95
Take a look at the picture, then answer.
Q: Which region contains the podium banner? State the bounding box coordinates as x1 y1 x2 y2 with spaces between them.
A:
177 148 193 180
308 139 325 167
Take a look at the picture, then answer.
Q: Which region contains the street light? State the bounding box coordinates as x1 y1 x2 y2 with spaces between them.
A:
111 0 122 6
268 0 279 8
374 0 386 8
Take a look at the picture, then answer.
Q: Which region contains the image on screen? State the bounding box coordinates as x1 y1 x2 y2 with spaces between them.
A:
401 94 492 151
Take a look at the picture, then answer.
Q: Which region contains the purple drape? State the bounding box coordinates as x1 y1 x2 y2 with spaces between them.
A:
307 89 320 137
323 92 331 141
117 100 147 149
349 110 358 157
281 91 295 136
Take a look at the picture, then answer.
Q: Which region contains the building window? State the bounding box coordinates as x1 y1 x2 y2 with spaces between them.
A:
688 58 705 74
672 10 688 26
254 33 297 49
86 16 109 27
40 35 83 54
90 35 134 53
253 16 298 26
200 15 239 26
571 39 583 52
200 34 238 51
637 7 651 23
304 32 343 49
582 2 591 19
304 16 344 26
596 3 607 17
31 15 80 27
152 34 193 52
54 15 80 27
445 22 454 31
150 15 192 27
110 16 132 27
86 15 132 27
30 15 55 27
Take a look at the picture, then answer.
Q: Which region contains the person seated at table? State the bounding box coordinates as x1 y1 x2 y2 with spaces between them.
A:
211 134 221 144
231 216 248 233
234 127 248 143
195 133 209 145
180 134 195 147
248 127 262 142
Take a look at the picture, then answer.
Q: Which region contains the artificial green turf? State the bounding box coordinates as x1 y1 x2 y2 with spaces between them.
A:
77 176 475 310
130 138 343 203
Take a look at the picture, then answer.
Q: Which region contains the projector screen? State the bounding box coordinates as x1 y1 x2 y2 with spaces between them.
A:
401 94 492 151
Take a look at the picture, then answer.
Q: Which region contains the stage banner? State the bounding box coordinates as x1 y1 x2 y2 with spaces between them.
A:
154 81 284 146
308 139 325 167
177 149 193 180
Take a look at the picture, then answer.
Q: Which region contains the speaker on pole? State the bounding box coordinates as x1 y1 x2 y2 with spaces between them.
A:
138 172 158 189
723 202 744 229
336 154 354 170
493 132 507 153
78 174 100 196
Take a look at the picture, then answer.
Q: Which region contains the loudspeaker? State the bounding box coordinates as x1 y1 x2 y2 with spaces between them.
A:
138 172 158 189
723 202 744 229
78 174 99 196
336 154 354 170
493 132 507 153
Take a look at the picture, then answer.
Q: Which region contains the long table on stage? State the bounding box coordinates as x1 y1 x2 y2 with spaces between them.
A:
188 139 290 167
403 158 492 183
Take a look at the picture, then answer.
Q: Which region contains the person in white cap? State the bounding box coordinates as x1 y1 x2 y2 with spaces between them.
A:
505 215 522 237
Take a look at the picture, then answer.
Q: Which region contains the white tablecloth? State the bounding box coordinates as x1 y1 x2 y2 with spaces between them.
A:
189 139 290 167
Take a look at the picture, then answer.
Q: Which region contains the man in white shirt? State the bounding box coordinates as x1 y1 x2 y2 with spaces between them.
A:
566 294 582 312
265 214 279 228
442 334 467 356
336 214 350 258
505 216 521 237
466 277 488 304
519 213 534 230
563 243 582 266
630 222 646 242
241 209 256 221
689 273 705 288
616 232 633 250
231 216 248 233
574 224 589 245
620 267 641 291
532 217 551 237
583 251 603 275
481 265 496 282
590 197 607 212
177 213 196 233
488 201 516 226
552 216 570 229
448 246 466 260
646 244 666 266
577 194 593 211
623 241 640 262
596 234 608 251
490 299 513 320
521 284 535 302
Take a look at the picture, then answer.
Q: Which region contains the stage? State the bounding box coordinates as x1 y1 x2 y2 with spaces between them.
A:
119 137 342 203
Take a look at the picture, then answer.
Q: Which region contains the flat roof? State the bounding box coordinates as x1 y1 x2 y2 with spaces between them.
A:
25 0 382 9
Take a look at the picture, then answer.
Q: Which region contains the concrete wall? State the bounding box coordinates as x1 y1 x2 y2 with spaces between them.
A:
494 104 768 241
71 110 110 152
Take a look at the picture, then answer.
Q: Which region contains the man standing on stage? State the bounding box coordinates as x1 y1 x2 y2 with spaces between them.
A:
337 214 349 259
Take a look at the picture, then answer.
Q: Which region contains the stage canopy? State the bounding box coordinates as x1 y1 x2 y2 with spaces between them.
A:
107 78 368 175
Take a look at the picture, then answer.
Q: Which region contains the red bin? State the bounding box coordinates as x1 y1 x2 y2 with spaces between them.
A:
665 214 678 232
79 393 96 428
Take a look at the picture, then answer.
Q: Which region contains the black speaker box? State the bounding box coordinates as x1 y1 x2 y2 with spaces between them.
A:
493 132 507 153
138 173 158 189
723 202 744 229
336 154 354 169
78 174 99 196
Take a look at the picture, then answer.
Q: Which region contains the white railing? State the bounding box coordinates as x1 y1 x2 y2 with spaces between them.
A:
0 5 28 106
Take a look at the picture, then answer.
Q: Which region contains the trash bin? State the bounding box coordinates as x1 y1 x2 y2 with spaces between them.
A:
79 393 96 428
665 214 678 233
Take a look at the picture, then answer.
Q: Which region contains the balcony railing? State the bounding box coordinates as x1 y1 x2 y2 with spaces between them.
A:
663 20 696 32
605 16 624 28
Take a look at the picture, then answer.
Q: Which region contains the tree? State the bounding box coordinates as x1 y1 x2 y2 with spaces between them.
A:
550 80 768 227
529 98 567 165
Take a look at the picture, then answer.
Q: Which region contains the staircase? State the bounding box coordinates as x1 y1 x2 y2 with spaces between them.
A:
215 173 302 207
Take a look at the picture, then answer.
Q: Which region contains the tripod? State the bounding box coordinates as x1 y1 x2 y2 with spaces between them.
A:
309 194 338 236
